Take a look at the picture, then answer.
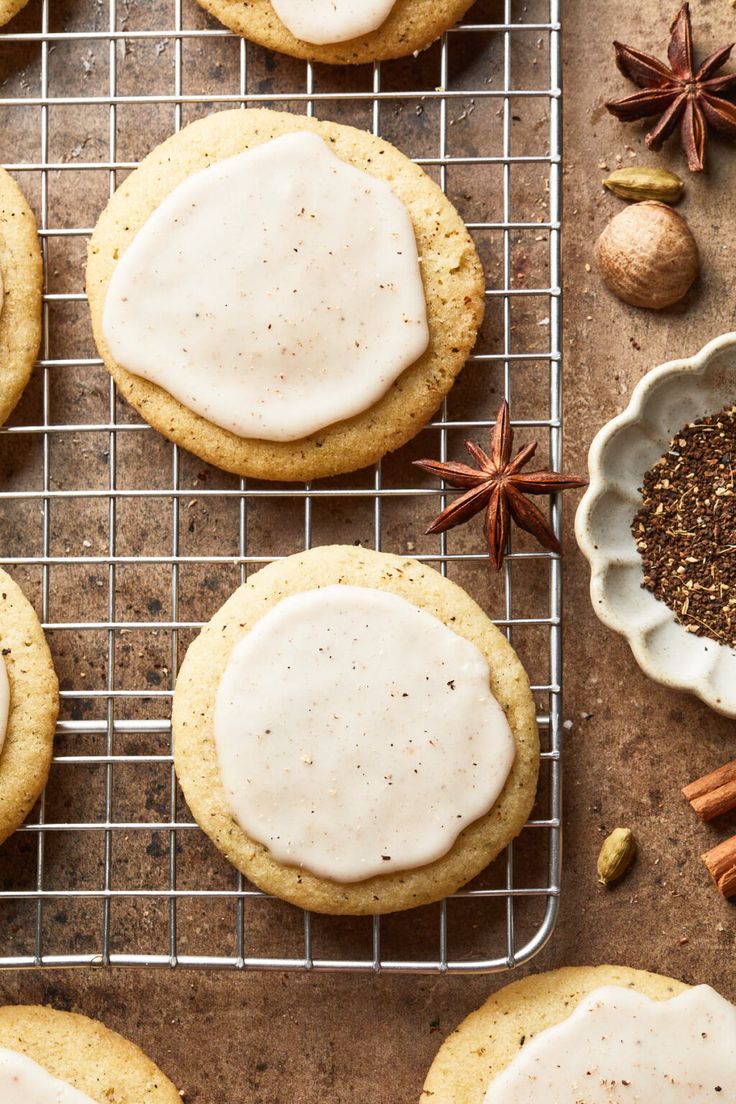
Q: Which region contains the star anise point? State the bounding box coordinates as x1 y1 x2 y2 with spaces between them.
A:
414 401 587 570
605 3 736 172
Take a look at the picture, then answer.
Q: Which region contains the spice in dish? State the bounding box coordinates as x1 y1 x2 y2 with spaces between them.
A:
632 405 736 648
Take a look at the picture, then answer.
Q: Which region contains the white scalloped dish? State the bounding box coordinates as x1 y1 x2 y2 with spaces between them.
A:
575 332 736 717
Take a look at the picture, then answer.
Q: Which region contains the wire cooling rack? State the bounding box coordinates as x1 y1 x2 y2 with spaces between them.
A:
0 0 562 972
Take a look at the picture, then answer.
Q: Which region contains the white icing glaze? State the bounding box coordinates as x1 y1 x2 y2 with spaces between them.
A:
214 585 516 882
484 984 736 1103
0 653 10 756
0 1047 97 1104
103 131 429 443
271 0 398 45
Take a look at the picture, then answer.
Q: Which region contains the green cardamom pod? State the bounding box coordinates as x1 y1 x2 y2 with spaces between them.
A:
597 827 637 885
603 167 684 204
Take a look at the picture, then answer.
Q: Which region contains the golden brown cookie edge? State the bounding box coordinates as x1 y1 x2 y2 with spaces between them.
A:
0 1004 182 1103
85 107 485 482
194 0 477 64
172 545 539 915
419 964 691 1104
0 167 43 427
0 566 59 846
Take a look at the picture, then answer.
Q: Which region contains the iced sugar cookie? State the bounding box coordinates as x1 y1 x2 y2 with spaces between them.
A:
172 545 539 915
194 0 477 64
0 168 42 426
0 1005 181 1103
0 567 58 846
86 108 484 482
420 965 736 1104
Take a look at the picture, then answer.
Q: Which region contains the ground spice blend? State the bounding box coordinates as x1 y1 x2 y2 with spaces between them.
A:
632 406 736 649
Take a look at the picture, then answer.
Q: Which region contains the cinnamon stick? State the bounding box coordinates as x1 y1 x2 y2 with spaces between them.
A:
682 758 736 822
702 835 736 899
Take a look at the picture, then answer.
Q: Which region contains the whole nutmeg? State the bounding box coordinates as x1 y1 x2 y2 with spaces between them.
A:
594 201 699 310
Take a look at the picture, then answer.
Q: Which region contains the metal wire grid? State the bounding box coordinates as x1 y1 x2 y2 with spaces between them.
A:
0 0 562 972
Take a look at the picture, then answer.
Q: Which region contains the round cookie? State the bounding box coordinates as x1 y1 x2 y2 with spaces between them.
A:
420 965 691 1104
0 1 30 29
0 1005 181 1103
0 168 42 427
0 567 59 847
193 0 477 64
86 108 485 483
172 544 539 915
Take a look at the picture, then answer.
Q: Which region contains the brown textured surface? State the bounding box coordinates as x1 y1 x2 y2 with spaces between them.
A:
0 1 735 1103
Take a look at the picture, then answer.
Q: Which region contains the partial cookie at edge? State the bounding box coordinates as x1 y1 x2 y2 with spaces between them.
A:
0 567 59 846
0 1 30 30
193 0 477 64
0 167 42 427
86 108 485 482
172 545 539 915
420 965 691 1104
0 1005 181 1103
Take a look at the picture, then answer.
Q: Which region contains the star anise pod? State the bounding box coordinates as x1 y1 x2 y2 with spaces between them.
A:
605 3 736 172
413 401 588 570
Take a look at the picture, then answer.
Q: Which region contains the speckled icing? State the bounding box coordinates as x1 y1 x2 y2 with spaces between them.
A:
0 1047 97 1104
271 0 397 45
214 585 515 882
103 131 428 443
484 985 736 1102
